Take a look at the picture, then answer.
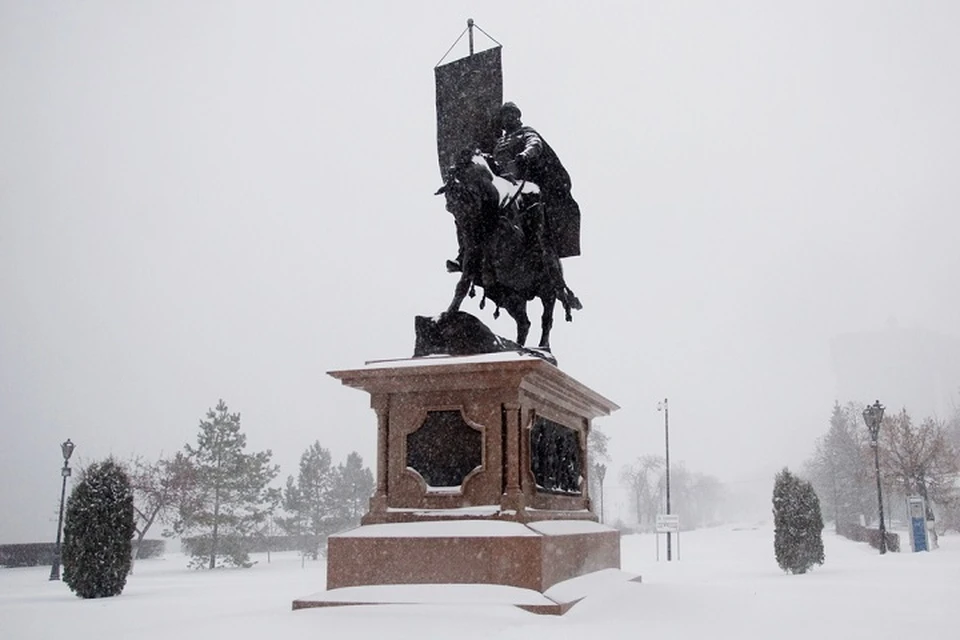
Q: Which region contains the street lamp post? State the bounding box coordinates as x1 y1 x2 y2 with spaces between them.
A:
862 400 887 555
657 398 672 561
49 438 76 581
595 463 607 524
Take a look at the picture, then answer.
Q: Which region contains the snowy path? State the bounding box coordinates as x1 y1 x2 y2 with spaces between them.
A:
2 525 955 639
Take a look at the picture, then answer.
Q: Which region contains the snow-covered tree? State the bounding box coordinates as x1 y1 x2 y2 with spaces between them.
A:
277 441 336 559
803 402 875 530
330 451 374 527
773 468 825 574
278 446 374 558
174 400 279 569
62 458 135 598
276 475 309 551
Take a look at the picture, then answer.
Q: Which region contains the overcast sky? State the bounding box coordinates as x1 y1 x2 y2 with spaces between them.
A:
3 1 959 542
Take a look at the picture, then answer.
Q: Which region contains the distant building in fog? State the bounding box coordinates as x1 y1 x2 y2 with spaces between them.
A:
830 324 960 419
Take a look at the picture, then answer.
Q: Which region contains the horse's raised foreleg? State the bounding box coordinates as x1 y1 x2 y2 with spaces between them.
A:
447 274 472 313
538 294 557 351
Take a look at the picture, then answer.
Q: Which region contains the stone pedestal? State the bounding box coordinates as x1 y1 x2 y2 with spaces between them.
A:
296 352 623 613
325 519 620 593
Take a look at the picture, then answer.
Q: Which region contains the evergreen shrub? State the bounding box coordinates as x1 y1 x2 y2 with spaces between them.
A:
62 458 135 598
773 467 825 574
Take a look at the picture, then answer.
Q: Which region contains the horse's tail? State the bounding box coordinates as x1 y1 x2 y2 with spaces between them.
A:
559 286 582 322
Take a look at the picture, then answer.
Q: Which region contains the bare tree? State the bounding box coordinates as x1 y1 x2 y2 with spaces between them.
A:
620 455 663 530
678 467 725 528
947 390 960 458
941 394 960 532
879 409 960 528
128 452 195 565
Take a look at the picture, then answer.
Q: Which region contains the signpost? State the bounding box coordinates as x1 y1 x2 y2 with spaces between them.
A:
906 495 929 552
656 514 680 561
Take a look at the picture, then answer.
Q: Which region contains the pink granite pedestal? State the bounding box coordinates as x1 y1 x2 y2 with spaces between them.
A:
294 352 625 614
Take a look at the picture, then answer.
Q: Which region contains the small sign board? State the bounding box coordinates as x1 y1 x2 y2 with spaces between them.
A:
906 495 929 552
656 514 680 533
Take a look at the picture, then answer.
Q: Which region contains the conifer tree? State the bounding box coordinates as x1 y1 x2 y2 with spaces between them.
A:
62 458 135 598
331 451 374 526
291 441 335 559
804 402 874 530
773 467 825 574
277 447 374 558
276 475 308 550
174 400 279 568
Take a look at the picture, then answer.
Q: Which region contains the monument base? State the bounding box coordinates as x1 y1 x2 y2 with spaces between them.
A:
294 582 583 616
325 519 619 592
294 568 640 617
305 353 626 615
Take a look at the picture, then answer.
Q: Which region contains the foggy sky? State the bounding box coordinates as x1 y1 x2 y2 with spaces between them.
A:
2 1 959 542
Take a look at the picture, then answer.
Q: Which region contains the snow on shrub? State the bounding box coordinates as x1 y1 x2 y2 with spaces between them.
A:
63 458 135 598
773 467 825 574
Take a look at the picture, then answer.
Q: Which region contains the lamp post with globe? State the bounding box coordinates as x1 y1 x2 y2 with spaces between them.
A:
862 401 887 555
49 438 76 580
594 463 607 523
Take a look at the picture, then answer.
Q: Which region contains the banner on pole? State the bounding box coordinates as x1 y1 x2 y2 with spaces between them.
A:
434 47 503 176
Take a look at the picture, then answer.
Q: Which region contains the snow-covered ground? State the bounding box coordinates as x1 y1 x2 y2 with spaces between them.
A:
2 524 954 639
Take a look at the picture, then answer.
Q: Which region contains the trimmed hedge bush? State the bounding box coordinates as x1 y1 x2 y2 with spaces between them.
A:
773 468 825 574
62 459 135 598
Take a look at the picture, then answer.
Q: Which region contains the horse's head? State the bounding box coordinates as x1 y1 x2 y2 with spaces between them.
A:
436 153 500 220
436 170 470 219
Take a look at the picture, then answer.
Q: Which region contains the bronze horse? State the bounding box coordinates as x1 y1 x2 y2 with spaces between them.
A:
437 154 581 350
